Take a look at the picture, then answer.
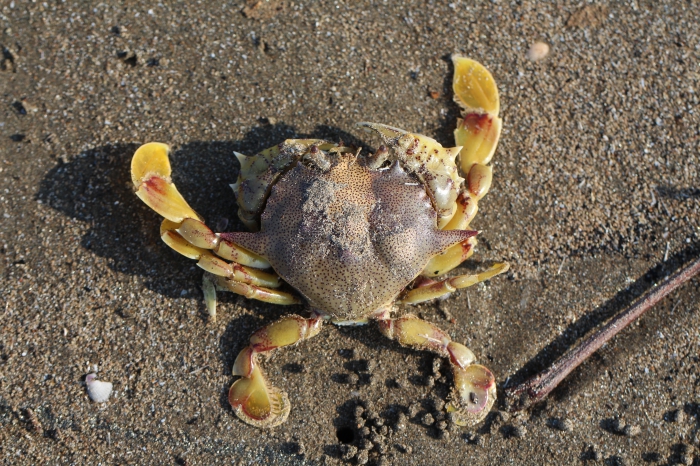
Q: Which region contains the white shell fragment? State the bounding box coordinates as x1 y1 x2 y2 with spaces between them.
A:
85 373 113 403
527 41 550 61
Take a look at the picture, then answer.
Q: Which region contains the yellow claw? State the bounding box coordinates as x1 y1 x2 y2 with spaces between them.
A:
452 55 499 115
452 56 503 175
132 143 201 223
455 114 502 174
229 317 322 427
357 122 464 227
131 142 172 186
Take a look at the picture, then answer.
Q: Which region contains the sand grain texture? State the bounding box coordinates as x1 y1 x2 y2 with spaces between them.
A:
1 1 699 465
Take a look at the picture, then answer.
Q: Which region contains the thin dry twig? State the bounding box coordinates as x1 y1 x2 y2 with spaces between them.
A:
504 253 700 412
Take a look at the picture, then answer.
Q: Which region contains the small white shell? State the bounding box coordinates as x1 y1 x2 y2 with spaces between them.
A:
86 373 113 403
527 41 550 61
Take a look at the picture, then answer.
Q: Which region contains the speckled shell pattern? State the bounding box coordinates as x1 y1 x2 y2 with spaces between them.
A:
224 155 475 321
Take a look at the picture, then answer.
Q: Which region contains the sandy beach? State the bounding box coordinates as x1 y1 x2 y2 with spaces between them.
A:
1 1 699 464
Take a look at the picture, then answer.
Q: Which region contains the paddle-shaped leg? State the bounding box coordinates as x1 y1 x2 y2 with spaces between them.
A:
229 315 323 428
375 314 496 426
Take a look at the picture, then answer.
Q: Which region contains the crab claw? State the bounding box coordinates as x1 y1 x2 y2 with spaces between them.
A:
452 56 499 115
451 56 503 174
131 142 202 223
455 113 502 175
446 364 497 426
229 364 291 428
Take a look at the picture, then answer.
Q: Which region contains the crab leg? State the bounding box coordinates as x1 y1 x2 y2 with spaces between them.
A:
211 275 299 304
452 55 502 175
375 314 496 426
229 315 323 428
450 56 499 229
132 143 270 265
161 221 279 287
200 275 299 322
422 236 476 278
161 221 268 268
161 218 270 268
132 143 302 317
402 263 509 305
421 57 503 278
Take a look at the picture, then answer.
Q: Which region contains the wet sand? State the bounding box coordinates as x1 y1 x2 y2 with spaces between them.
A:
1 1 699 464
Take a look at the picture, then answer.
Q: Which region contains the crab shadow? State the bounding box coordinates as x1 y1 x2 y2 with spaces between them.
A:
35 51 465 302
36 123 370 301
500 242 700 408
433 53 464 144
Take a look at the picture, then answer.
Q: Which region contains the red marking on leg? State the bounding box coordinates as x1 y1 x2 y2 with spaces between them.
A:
468 170 488 197
457 192 469 208
233 263 251 281
426 281 448 293
141 176 168 196
460 241 473 261
413 276 438 288
250 330 276 352
232 346 255 377
377 319 393 338
461 113 493 135
304 317 323 337
228 384 248 408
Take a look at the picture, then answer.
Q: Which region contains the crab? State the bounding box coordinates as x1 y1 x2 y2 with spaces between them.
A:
130 56 508 428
